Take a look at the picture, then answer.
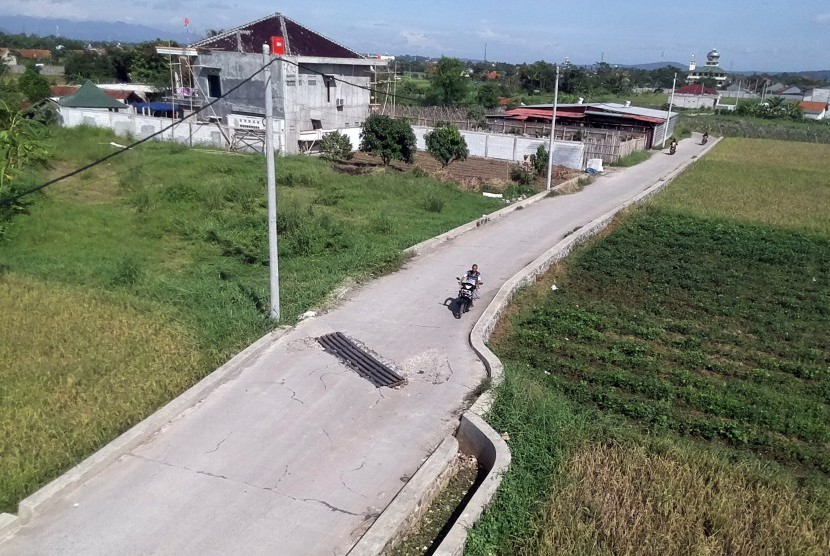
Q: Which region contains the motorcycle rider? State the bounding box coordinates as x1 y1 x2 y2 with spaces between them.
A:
669 138 678 154
702 131 709 144
457 264 484 309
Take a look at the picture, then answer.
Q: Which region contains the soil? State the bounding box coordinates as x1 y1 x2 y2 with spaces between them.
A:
342 152 579 192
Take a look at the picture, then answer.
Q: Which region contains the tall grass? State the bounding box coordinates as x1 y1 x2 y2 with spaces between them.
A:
0 273 204 512
0 125 504 512
467 138 830 554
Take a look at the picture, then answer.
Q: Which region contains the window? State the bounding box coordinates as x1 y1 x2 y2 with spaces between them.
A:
207 74 222 98
311 119 322 130
286 78 296 87
308 78 317 86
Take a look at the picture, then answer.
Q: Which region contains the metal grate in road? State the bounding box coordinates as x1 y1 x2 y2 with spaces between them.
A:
316 332 406 388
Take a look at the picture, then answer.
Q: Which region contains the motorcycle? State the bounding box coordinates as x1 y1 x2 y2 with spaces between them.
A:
455 277 477 318
701 133 709 145
669 142 677 155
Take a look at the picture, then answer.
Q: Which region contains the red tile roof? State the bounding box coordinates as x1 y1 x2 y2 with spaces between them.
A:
798 101 827 114
191 13 362 58
676 84 718 95
18 49 51 59
51 85 135 102
51 85 80 97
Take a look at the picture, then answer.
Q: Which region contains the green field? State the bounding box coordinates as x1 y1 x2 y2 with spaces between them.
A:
0 125 504 513
467 138 830 555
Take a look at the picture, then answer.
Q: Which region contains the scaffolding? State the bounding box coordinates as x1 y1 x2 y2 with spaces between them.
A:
372 57 398 117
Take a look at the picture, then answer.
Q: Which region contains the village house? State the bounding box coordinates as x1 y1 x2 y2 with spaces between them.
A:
156 12 386 154
673 83 720 110
0 48 17 66
797 101 827 120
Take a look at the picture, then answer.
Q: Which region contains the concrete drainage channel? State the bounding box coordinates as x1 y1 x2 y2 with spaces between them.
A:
350 145 716 555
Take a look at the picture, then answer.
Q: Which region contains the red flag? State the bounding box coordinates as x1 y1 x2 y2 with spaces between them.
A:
184 17 190 27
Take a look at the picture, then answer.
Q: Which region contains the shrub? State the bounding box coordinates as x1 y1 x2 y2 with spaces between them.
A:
359 114 416 165
425 123 469 168
533 144 548 176
509 163 534 186
320 130 353 161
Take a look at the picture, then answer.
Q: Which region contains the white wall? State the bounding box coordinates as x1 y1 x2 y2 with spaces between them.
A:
674 95 718 109
413 127 585 170
59 107 586 169
59 107 285 152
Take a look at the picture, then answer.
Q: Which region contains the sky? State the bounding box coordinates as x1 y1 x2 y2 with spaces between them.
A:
2 1 829 72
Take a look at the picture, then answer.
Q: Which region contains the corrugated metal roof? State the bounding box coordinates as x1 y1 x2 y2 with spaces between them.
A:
502 107 585 121
584 110 665 124
591 103 669 121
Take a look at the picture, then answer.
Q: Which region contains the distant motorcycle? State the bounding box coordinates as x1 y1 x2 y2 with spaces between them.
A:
701 133 709 145
455 277 477 318
669 141 677 155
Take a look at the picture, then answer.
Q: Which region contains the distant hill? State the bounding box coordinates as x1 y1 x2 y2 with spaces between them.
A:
0 15 189 44
622 61 687 71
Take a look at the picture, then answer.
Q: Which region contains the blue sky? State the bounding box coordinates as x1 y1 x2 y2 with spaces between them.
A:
4 1 830 71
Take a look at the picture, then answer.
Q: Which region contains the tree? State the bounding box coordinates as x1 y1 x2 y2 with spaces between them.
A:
64 51 116 83
130 41 173 87
425 123 469 168
0 99 47 236
476 83 500 109
428 57 468 105
320 130 353 161
359 114 416 166
18 68 51 104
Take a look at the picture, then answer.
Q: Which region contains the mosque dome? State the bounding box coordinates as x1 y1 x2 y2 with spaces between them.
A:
707 49 720 62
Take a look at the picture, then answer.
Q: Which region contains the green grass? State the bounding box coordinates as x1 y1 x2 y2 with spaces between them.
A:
467 138 830 555
678 113 830 144
0 125 504 513
612 149 652 167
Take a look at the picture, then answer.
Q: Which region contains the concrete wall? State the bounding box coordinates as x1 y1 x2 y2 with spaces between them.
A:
58 107 286 151
413 127 586 170
8 64 63 75
674 94 718 109
195 52 372 154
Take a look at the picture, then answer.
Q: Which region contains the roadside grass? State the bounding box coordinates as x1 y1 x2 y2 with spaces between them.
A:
0 125 504 512
612 149 652 167
0 272 204 513
466 138 830 554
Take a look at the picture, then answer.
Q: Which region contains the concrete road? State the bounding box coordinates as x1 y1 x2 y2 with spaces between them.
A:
0 138 709 555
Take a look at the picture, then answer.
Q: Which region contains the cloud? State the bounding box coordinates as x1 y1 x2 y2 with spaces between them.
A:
400 30 432 49
815 12 830 24
475 27 530 48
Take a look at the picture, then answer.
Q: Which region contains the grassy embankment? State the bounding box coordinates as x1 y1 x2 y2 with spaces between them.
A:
466 137 830 555
0 125 505 513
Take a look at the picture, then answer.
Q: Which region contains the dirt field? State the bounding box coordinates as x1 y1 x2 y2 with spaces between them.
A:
345 151 578 191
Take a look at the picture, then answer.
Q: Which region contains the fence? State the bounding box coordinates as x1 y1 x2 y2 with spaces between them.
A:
58 107 285 152
413 126 586 170
59 107 647 168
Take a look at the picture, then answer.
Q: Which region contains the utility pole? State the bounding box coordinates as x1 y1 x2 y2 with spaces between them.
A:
661 72 677 148
263 44 280 321
545 65 560 190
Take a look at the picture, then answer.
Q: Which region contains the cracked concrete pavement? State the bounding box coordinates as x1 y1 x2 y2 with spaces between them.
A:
0 138 710 555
